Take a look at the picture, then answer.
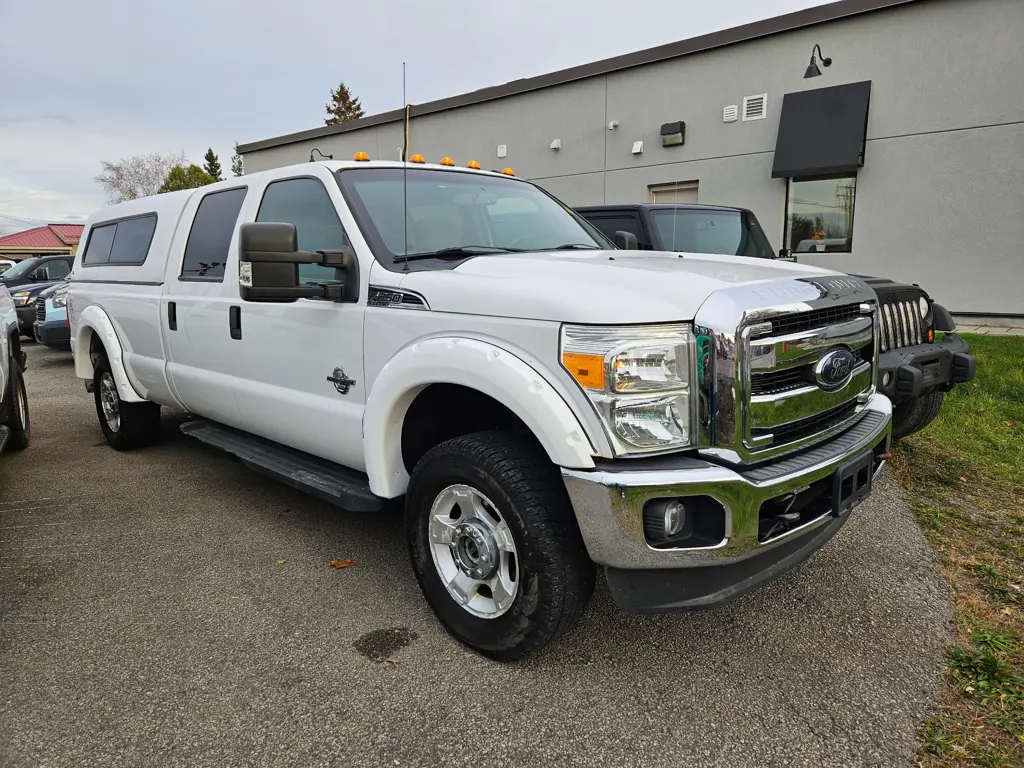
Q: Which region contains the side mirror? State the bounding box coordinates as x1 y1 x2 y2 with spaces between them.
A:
613 231 639 250
238 222 359 303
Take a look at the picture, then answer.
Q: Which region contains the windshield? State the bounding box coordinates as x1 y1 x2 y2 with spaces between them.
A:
1 257 40 280
336 168 607 266
649 209 775 258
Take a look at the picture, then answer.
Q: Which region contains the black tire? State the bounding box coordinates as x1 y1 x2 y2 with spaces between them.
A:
406 431 595 661
892 391 945 440
93 355 161 450
1 353 30 451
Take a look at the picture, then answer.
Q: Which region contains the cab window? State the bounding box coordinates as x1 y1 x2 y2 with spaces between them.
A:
257 178 347 285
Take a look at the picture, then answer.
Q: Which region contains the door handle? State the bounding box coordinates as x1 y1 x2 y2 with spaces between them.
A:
229 305 241 340
168 301 177 331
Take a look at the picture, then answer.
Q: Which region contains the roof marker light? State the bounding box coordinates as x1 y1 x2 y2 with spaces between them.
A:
409 154 425 164
353 151 370 161
501 167 515 176
440 156 455 166
466 160 481 169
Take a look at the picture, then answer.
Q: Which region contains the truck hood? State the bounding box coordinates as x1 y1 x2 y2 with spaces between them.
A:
399 250 844 324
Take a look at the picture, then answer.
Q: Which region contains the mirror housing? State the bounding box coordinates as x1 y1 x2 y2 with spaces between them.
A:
613 230 639 250
777 248 796 262
238 222 358 303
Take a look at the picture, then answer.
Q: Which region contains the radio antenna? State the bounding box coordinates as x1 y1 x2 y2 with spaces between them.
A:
402 62 410 272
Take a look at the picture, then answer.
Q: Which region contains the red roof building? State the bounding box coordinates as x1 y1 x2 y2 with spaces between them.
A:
0 224 84 261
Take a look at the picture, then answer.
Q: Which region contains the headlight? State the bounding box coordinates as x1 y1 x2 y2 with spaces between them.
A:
918 296 929 318
53 292 68 308
12 292 33 306
560 323 695 455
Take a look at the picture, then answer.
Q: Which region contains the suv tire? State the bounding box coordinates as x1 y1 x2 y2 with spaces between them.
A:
406 431 595 661
892 391 945 440
93 355 161 450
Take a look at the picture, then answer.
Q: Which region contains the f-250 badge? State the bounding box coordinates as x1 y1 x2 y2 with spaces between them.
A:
326 367 356 395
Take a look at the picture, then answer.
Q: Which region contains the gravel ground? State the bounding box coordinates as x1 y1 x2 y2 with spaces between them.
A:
1 344 952 767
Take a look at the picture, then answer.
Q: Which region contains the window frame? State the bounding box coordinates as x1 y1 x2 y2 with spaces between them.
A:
782 174 858 255
80 212 159 268
178 186 248 283
585 213 647 248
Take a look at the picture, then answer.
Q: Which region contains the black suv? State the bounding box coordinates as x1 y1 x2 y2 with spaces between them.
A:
575 203 976 439
0 255 73 336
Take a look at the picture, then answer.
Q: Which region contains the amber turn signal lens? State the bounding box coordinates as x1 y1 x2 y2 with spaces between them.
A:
928 328 934 342
562 352 604 390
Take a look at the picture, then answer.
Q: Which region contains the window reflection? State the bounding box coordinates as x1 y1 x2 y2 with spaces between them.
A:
785 176 856 254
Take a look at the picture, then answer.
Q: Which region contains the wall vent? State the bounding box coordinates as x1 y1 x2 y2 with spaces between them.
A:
742 93 767 121
722 105 739 123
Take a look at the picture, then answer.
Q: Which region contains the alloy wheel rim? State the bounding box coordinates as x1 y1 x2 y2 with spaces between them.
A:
99 372 120 433
428 484 519 619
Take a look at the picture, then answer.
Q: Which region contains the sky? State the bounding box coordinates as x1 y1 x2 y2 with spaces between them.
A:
0 0 825 223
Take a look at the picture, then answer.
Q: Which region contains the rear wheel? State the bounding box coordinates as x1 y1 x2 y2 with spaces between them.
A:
93 355 161 450
406 431 595 661
1 353 30 451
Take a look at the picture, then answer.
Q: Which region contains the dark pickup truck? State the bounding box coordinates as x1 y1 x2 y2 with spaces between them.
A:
575 203 976 439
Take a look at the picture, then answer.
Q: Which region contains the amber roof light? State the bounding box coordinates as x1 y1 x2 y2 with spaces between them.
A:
409 154 425 163
440 156 455 166
353 151 370 161
501 167 515 176
466 160 481 169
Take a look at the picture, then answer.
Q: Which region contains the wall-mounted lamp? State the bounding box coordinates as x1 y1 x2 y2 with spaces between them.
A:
497 144 508 158
660 121 685 147
804 44 832 78
607 120 620 131
310 148 333 162
631 140 644 155
549 138 561 151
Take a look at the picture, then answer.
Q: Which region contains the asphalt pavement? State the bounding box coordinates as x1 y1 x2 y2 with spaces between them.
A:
1 344 953 767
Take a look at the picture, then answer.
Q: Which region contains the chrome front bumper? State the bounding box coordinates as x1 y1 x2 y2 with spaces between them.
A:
562 393 892 570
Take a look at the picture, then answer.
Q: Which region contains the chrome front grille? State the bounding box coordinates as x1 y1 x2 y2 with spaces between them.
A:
694 275 880 466
35 297 46 322
879 299 923 351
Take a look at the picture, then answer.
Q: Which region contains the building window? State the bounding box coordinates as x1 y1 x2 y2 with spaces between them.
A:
649 181 698 204
784 176 856 254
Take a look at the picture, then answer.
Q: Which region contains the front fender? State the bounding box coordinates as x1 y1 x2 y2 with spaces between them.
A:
73 305 146 403
363 337 597 498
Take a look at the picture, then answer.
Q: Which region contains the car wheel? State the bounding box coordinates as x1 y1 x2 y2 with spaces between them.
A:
406 431 595 661
892 391 945 440
1 353 30 450
93 355 161 450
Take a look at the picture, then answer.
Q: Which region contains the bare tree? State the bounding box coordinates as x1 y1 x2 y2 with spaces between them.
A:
94 151 187 204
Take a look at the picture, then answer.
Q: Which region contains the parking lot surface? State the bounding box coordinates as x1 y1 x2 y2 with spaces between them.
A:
1 345 952 767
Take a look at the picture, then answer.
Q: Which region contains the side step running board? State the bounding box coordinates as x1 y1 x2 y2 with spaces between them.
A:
180 419 383 512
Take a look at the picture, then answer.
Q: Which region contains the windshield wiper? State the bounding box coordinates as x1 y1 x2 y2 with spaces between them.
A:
393 245 521 263
543 243 602 251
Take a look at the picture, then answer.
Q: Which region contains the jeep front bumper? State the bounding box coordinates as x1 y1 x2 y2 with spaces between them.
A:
562 394 892 613
877 333 975 401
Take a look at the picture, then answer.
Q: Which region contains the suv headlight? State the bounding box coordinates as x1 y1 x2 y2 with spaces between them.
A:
53 292 68 308
560 323 696 455
11 291 33 306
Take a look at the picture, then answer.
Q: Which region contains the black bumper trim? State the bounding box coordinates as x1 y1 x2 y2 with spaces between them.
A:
605 512 850 613
877 333 975 401
33 320 71 350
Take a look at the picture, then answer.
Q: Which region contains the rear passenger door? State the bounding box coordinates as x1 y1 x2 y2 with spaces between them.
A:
229 171 366 470
162 185 249 429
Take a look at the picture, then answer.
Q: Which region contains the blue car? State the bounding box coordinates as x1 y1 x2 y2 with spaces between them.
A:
32 279 70 351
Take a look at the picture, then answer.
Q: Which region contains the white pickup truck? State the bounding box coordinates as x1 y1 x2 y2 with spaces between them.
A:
69 158 892 660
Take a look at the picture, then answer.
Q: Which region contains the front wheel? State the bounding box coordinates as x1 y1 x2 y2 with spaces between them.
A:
406 431 595 661
892 391 945 440
93 355 161 450
1 353 30 451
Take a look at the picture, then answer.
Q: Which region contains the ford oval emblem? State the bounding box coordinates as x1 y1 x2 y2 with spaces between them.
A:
814 348 856 391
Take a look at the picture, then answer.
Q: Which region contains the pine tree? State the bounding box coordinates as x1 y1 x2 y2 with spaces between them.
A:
203 148 223 181
231 142 243 177
324 81 365 125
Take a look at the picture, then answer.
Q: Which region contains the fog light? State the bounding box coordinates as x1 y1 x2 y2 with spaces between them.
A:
663 500 686 536
882 372 892 387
